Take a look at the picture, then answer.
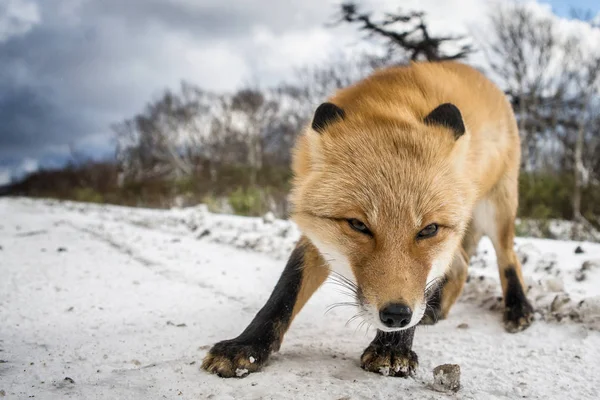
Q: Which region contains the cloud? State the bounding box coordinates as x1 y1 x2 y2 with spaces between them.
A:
0 0 40 43
20 158 39 174
0 157 41 184
0 169 10 186
0 0 598 181
0 0 358 174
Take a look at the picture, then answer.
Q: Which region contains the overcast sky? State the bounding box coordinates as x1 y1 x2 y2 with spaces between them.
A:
0 0 598 185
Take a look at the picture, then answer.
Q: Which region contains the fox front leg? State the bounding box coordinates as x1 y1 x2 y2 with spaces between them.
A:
202 238 328 377
361 328 418 377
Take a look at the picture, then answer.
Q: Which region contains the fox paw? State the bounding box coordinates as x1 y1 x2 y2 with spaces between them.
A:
360 345 418 377
201 339 267 378
503 300 534 333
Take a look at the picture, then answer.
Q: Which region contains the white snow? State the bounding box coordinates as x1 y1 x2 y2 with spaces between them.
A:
235 368 249 378
1 197 600 399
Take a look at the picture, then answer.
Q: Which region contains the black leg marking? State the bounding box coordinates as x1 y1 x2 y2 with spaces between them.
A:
503 268 534 333
420 278 446 326
202 244 305 377
360 328 418 377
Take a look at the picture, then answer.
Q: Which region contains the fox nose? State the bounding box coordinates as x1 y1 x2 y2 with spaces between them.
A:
379 303 412 328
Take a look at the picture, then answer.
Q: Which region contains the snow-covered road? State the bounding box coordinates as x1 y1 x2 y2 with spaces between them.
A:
1 198 599 399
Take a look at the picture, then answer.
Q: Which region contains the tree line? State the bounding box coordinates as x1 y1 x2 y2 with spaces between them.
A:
9 3 600 235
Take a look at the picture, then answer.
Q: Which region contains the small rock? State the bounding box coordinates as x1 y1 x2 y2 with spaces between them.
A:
575 260 599 282
0 389 5 397
57 247 67 253
574 246 584 254
581 260 600 271
197 229 211 239
457 323 469 329
235 368 249 377
166 321 187 328
432 364 460 392
550 293 571 312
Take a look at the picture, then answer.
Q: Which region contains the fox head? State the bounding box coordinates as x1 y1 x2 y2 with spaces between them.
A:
291 99 477 332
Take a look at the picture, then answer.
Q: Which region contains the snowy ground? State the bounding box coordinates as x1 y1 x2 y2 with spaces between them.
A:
1 198 600 400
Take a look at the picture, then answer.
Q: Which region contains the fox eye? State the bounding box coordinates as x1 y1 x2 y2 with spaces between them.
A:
347 219 372 235
417 223 439 239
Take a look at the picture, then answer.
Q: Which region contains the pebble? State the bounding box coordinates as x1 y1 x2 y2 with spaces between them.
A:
432 364 460 392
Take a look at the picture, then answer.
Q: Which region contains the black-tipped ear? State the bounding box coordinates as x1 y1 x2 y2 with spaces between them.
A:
311 102 345 133
424 103 465 139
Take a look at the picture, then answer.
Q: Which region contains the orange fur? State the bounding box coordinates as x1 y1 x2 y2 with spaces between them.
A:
291 61 525 326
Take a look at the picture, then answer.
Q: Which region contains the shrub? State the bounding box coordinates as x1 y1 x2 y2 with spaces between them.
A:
73 187 104 204
228 187 267 216
518 173 573 220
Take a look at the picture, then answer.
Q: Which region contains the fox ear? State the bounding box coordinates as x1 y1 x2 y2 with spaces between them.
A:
311 102 345 133
424 103 465 139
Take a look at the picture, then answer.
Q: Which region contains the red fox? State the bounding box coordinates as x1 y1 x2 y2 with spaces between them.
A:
202 61 533 378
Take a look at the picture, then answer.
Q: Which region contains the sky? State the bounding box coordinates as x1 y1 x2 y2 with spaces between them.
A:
0 0 599 185
546 0 600 16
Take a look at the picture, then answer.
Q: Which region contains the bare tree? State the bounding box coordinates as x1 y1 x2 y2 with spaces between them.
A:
485 4 600 225
292 53 382 106
113 82 219 183
231 89 277 185
332 2 473 62
483 4 578 171
569 20 600 222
